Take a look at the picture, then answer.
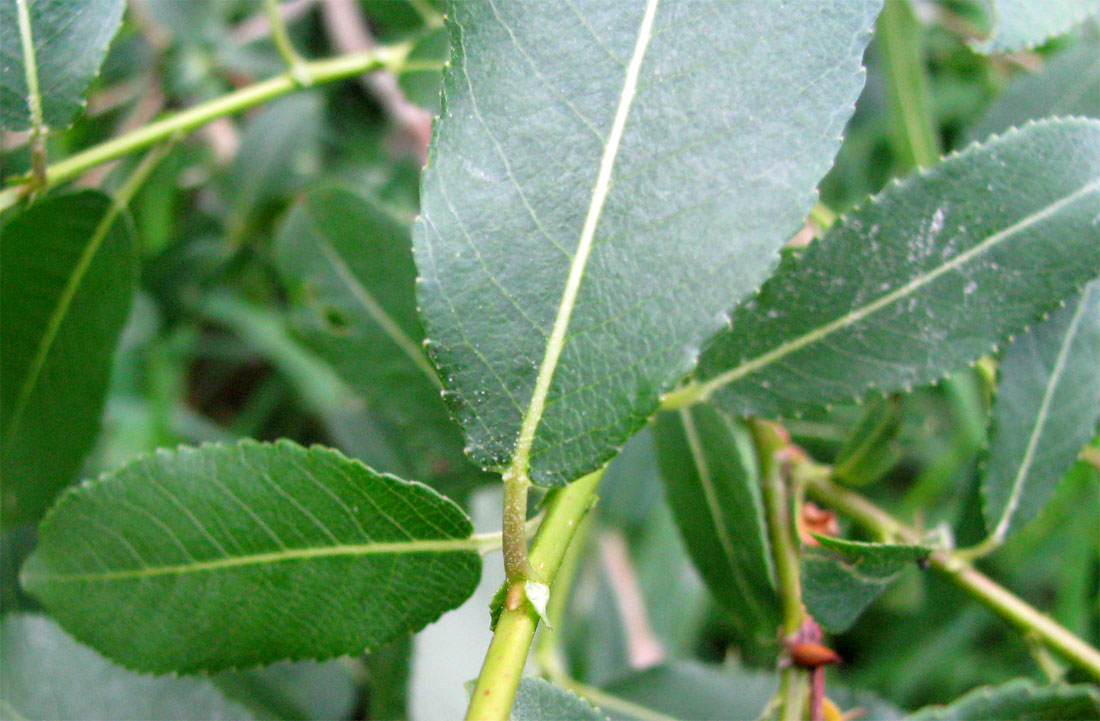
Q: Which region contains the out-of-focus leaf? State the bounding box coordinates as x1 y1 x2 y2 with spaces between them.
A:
602 660 776 721
275 188 486 490
415 0 880 486
981 280 1100 542
691 118 1100 420
904 679 1100 720
597 428 662 530
0 0 126 129
213 660 357 721
653 406 779 647
511 677 606 721
803 537 930 632
968 30 1100 143
1 192 136 525
972 0 1098 53
0 614 256 720
22 440 482 673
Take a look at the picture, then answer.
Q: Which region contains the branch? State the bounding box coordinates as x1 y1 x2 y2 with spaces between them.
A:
0 44 413 213
803 473 1100 682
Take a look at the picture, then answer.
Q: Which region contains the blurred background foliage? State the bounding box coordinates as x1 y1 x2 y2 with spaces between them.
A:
1 0 1097 718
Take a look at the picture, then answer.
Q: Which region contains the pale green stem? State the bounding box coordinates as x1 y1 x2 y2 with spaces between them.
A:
263 0 311 85
14 0 47 189
0 44 411 213
803 474 1100 682
465 469 603 721
878 0 940 169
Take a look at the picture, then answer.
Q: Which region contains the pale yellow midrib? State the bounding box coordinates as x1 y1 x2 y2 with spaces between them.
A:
506 0 660 481
25 537 482 584
991 291 1093 541
696 178 1100 401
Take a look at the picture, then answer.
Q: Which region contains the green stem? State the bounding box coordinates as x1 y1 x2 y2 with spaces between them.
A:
14 0 47 190
465 469 603 721
263 0 310 84
502 471 532 581
878 0 940 169
804 474 1100 682
0 44 411 213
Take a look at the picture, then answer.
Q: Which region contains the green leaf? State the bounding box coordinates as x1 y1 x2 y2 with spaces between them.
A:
21 440 482 673
981 279 1100 542
414 0 881 486
653 406 779 644
967 30 1100 143
972 0 1099 53
1 192 136 525
602 661 776 721
802 537 930 632
1 614 256 720
903 679 1100 720
213 660 357 721
0 0 126 130
689 118 1100 420
275 187 484 487
511 677 607 721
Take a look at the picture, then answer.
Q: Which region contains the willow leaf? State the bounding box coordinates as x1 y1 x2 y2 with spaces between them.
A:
973 0 1098 54
0 0 126 130
1 192 136 525
982 280 1100 542
903 679 1100 721
414 0 880 486
21 440 482 673
511 677 607 721
276 188 484 488
684 118 1100 420
653 406 779 644
1 614 256 721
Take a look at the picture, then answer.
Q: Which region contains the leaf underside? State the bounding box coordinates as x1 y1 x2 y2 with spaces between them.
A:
1 192 136 526
972 0 1098 54
696 118 1100 420
0 0 126 130
414 0 881 486
22 440 482 673
511 677 607 721
903 679 1100 721
981 279 1100 540
1 614 257 721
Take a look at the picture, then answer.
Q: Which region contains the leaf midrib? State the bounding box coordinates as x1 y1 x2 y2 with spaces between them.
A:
989 290 1093 540
694 178 1100 402
506 0 660 481
23 536 482 584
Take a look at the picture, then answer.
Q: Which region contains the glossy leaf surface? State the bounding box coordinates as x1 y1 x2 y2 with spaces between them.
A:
653 406 779 643
981 280 1100 541
415 0 880 485
1 192 136 524
0 614 256 720
22 441 482 673
0 0 125 129
691 118 1100 420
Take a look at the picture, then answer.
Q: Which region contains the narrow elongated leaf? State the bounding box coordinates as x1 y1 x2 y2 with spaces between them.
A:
511 677 606 721
981 280 1100 542
0 0 126 129
21 440 482 673
1 614 256 721
973 0 1098 53
602 661 776 721
689 118 1100 420
967 30 1100 143
803 538 930 632
414 0 880 486
903 679 1100 720
276 188 483 487
1 192 136 525
653 406 779 644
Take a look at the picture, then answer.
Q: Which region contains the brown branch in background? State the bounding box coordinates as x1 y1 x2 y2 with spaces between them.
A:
321 0 432 163
599 532 665 669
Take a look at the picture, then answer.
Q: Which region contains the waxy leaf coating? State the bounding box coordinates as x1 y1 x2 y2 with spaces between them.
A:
415 0 880 485
22 441 482 673
972 0 1099 54
692 118 1100 420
